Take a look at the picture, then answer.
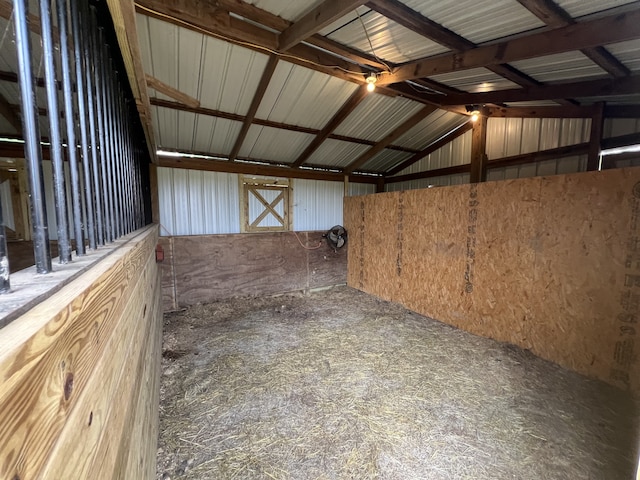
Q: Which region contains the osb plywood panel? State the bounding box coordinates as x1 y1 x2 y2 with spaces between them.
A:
172 231 346 306
345 168 640 395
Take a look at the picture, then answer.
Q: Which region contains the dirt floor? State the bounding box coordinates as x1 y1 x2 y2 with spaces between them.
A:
156 286 639 480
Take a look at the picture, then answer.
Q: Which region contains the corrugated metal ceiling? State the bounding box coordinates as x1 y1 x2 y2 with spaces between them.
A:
429 68 520 93
257 62 359 129
396 110 469 150
400 0 545 45
510 52 607 83
320 8 450 63
128 0 640 178
333 94 424 141
555 0 638 19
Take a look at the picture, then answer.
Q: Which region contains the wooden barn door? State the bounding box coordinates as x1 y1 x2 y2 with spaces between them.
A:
241 177 291 232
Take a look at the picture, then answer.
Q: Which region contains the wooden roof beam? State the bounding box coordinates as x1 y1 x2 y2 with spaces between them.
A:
156 154 380 184
366 0 556 100
440 74 640 105
514 0 630 78
278 0 367 51
228 55 279 162
291 85 368 168
145 74 199 108
343 105 438 174
379 7 640 84
149 97 422 154
386 122 473 176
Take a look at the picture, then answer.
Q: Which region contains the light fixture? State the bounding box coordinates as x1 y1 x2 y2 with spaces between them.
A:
365 73 377 92
465 104 481 122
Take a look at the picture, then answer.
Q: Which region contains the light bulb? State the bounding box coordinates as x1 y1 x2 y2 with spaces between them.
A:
471 113 479 122
365 73 377 92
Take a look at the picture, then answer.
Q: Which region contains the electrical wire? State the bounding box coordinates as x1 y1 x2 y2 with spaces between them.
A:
293 231 323 250
355 7 393 76
135 3 381 78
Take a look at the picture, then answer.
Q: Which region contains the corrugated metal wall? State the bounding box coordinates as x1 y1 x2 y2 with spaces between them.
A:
157 167 241 236
292 179 344 231
485 117 591 160
386 173 470 192
157 167 361 235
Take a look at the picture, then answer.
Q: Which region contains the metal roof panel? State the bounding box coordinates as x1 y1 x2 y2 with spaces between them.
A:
429 68 520 92
239 125 315 164
305 139 371 168
395 110 468 150
242 0 325 22
510 51 607 83
256 61 359 129
333 93 424 141
321 8 449 63
400 0 545 45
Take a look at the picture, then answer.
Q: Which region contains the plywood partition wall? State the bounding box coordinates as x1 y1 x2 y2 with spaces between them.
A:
345 167 640 395
0 226 163 479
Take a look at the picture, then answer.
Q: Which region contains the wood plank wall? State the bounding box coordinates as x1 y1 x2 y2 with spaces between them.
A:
0 226 163 479
159 231 346 310
345 167 640 395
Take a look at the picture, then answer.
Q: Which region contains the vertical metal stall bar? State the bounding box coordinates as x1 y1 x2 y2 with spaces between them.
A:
136 150 144 228
14 0 52 273
102 48 116 240
40 0 71 263
104 43 119 241
56 0 85 256
0 197 10 293
122 99 134 233
91 18 112 244
108 61 123 239
70 0 96 250
82 2 104 246
116 93 127 234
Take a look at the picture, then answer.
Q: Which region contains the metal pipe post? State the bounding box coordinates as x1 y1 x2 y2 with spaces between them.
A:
40 0 71 263
0 197 10 293
14 0 52 273
56 0 85 256
70 0 96 250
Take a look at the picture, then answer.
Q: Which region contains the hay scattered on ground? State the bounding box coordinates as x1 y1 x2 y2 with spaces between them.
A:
157 286 639 480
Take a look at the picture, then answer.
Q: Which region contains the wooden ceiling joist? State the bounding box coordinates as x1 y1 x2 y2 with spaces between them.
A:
150 97 421 154
228 55 279 162
291 85 369 168
440 74 640 105
514 0 630 78
278 0 368 51
380 7 640 85
344 105 438 174
156 155 380 184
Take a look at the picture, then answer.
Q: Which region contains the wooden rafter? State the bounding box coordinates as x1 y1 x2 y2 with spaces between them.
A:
291 85 368 168
379 7 640 85
228 55 279 162
386 122 473 176
149 97 421 154
145 74 199 108
106 0 157 160
514 0 630 78
343 105 438 174
278 0 367 51
439 75 640 105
